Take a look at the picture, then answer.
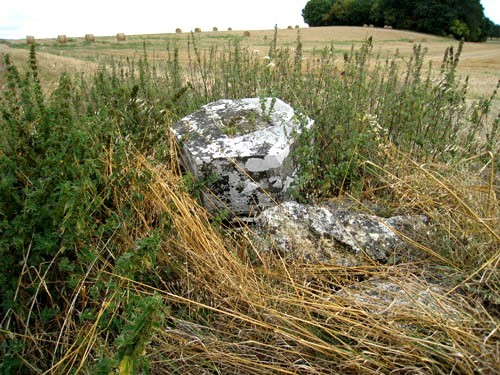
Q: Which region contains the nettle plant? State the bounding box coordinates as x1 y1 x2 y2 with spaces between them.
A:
285 39 497 198
0 45 177 371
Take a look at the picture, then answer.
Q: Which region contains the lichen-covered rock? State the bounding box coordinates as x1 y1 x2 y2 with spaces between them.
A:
335 276 461 320
256 201 428 264
171 98 313 216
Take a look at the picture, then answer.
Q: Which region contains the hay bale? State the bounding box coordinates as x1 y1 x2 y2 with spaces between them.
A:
26 35 35 44
243 31 250 37
195 27 201 33
85 34 95 42
175 28 182 33
212 26 218 32
295 25 300 29
363 24 368 28
287 25 293 30
116 33 126 41
369 24 374 28
228 27 232 31
57 35 67 43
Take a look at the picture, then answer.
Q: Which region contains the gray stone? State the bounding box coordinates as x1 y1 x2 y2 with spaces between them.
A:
256 201 428 264
171 98 313 216
334 276 461 321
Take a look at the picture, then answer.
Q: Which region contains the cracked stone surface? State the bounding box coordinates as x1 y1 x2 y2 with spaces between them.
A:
171 98 313 216
256 201 428 265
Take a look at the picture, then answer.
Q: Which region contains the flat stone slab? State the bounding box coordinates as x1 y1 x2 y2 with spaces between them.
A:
171 98 313 216
256 201 429 264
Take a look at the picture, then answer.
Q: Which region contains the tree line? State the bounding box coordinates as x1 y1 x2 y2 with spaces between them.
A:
302 0 499 42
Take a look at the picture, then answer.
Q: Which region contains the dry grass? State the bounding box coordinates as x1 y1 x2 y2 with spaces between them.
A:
52 146 495 373
24 135 494 373
155 138 498 373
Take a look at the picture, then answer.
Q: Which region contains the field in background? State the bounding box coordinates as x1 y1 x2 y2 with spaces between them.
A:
2 26 500 100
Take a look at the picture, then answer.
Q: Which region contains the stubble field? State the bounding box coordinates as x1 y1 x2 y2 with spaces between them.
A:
2 25 499 99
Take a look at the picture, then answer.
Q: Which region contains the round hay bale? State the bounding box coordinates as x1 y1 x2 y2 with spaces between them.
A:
85 34 95 42
287 25 293 30
175 28 182 33
228 27 232 31
57 35 67 43
26 35 35 44
243 31 250 37
369 24 374 28
194 27 201 33
295 25 300 29
116 33 126 41
212 26 218 32
363 24 368 28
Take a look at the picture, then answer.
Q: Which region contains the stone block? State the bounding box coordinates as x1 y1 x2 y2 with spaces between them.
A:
171 98 313 216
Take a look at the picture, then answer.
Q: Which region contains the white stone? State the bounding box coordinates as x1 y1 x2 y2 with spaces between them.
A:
171 98 313 216
256 201 429 264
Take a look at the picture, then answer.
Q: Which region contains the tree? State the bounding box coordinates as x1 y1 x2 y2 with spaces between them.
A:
302 0 336 26
455 0 488 41
413 0 455 36
301 0 492 42
328 0 373 25
450 19 471 40
484 19 500 38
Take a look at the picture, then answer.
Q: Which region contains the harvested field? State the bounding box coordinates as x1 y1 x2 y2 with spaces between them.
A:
1 26 499 100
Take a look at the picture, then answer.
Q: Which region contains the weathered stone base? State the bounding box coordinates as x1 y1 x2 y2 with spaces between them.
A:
171 98 313 216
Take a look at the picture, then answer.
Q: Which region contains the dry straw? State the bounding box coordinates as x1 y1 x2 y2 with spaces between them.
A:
175 28 182 33
84 34 95 42
57 35 67 43
195 27 201 33
121 151 498 374
212 26 218 32
116 33 126 41
243 30 251 37
26 35 35 44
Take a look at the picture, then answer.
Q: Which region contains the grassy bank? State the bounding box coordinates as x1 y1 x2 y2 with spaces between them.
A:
0 32 498 373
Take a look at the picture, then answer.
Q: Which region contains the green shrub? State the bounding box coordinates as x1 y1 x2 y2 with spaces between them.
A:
0 46 178 371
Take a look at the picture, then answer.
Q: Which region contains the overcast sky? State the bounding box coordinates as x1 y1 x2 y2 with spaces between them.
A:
1 0 499 40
